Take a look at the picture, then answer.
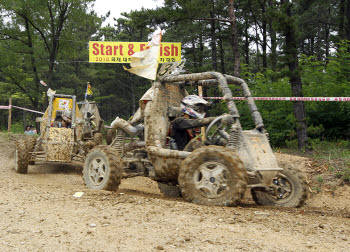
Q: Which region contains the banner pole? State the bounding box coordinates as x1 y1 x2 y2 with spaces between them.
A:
198 85 206 141
8 97 12 133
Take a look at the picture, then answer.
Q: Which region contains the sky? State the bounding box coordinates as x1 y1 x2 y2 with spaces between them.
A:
93 0 164 26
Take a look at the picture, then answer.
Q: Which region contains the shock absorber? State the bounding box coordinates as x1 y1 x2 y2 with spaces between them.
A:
227 122 241 151
111 130 125 155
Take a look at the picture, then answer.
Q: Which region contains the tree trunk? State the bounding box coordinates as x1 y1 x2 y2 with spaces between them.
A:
270 25 277 70
199 29 204 68
47 1 69 86
217 25 226 73
191 40 198 71
269 0 277 70
283 1 308 150
346 0 350 40
261 0 267 70
244 19 250 65
309 37 314 55
255 23 260 72
229 0 240 76
315 30 322 61
325 10 330 64
210 1 217 71
24 18 40 110
338 0 345 40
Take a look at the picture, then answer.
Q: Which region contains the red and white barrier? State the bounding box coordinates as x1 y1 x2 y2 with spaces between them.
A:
203 97 350 102
0 105 44 114
1 97 349 115
11 105 44 115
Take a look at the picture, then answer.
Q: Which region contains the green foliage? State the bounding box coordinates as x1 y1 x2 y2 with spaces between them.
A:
239 68 296 146
0 0 349 149
281 138 350 186
310 139 350 184
316 175 324 183
300 41 350 139
10 121 24 134
341 168 350 183
210 41 349 147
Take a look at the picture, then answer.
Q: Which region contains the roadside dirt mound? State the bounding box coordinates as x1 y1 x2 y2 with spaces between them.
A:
1 134 349 251
275 152 311 175
275 152 350 212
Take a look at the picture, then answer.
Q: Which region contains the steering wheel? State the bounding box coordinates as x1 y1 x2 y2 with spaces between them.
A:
205 115 231 146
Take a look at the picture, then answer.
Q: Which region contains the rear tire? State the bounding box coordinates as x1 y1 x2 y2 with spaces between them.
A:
251 165 308 208
83 146 122 191
178 146 248 206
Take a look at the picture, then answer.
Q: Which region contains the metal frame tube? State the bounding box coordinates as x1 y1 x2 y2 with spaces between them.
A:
161 73 264 130
160 72 240 118
71 95 76 128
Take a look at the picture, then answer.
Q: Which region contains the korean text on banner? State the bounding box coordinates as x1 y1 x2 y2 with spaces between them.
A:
89 42 181 63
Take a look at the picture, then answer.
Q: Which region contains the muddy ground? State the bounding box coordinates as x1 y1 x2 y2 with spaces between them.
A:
0 135 349 251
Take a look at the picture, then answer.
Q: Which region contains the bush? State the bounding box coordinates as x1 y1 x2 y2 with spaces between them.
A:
10 121 24 134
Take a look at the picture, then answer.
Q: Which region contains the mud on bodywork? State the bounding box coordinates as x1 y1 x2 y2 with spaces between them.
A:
85 71 308 207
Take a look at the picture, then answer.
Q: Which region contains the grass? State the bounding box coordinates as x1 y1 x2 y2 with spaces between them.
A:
279 139 350 189
309 140 350 184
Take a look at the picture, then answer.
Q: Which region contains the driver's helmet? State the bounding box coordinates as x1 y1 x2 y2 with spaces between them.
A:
62 109 72 121
140 87 154 102
181 95 208 119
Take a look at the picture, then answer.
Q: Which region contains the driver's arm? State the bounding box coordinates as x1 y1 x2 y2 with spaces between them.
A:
174 117 217 130
129 107 142 125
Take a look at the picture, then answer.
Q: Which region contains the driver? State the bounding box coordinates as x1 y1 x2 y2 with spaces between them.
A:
170 95 217 151
110 86 154 137
62 109 72 128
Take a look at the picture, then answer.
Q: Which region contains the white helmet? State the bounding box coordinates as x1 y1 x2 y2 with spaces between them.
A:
140 87 154 102
181 95 208 119
62 109 72 121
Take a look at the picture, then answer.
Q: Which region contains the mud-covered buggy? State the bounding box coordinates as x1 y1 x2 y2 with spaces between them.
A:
83 72 308 207
14 94 104 174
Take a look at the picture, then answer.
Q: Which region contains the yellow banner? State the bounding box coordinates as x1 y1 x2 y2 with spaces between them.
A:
50 98 73 121
89 41 181 63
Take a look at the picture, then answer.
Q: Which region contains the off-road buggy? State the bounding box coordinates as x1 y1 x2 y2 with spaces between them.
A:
14 94 104 174
83 72 308 207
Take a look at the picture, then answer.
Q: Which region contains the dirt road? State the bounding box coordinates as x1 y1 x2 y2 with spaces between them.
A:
0 135 349 251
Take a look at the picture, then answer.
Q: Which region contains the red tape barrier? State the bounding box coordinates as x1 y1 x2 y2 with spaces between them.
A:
1 97 349 115
0 105 44 114
203 97 350 102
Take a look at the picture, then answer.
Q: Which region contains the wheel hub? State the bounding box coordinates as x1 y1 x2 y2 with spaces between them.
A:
194 161 229 199
88 158 107 186
271 176 292 199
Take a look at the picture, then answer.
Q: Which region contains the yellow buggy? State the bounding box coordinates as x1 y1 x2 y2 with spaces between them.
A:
14 94 103 173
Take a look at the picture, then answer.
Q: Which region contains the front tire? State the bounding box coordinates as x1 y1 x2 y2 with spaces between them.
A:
251 165 308 208
93 132 103 145
106 129 116 145
83 146 122 191
178 146 248 206
14 136 36 174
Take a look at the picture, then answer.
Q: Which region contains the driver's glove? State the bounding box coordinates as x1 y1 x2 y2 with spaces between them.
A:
221 114 234 125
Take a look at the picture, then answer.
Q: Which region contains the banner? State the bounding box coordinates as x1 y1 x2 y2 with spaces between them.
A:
89 41 181 63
